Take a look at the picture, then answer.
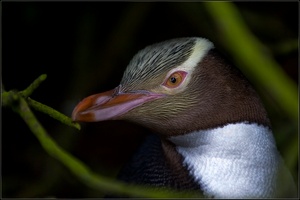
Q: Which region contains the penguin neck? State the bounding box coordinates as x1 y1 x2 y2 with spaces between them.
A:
168 122 281 198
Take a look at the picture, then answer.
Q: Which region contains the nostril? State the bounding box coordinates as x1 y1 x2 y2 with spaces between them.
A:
112 85 122 97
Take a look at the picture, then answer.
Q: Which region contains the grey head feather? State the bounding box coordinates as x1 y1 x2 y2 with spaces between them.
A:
121 37 197 89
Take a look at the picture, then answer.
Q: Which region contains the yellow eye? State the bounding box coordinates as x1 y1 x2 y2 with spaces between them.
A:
163 71 187 88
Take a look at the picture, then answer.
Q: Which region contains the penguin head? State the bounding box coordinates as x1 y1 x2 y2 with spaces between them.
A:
72 38 270 136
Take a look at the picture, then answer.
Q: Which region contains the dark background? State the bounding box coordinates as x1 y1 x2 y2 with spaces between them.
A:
2 2 298 198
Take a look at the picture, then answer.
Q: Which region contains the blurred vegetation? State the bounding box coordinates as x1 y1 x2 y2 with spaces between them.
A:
2 2 298 198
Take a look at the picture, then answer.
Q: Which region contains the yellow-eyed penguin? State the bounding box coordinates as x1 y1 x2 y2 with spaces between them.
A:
72 37 297 198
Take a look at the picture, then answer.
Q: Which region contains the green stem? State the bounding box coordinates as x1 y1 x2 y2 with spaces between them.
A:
27 97 81 130
2 90 19 107
20 74 47 98
11 95 201 198
2 74 80 130
3 74 202 197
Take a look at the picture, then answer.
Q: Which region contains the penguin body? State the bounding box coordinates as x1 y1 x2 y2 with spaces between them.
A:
170 122 296 198
72 37 297 198
117 134 200 191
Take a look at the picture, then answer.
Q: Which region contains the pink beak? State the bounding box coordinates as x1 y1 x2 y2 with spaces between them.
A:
72 86 165 122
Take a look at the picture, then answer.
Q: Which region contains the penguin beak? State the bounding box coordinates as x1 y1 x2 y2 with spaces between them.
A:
72 86 165 122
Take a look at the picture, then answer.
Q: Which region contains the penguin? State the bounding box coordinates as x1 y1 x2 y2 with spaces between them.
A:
72 37 297 198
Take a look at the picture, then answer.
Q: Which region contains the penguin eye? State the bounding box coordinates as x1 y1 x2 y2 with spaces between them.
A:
163 71 187 88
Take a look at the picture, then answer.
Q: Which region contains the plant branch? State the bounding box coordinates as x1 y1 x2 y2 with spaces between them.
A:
10 94 201 198
20 74 47 98
2 74 80 130
27 97 80 130
2 74 203 198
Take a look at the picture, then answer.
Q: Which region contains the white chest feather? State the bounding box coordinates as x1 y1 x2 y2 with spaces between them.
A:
169 122 296 198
